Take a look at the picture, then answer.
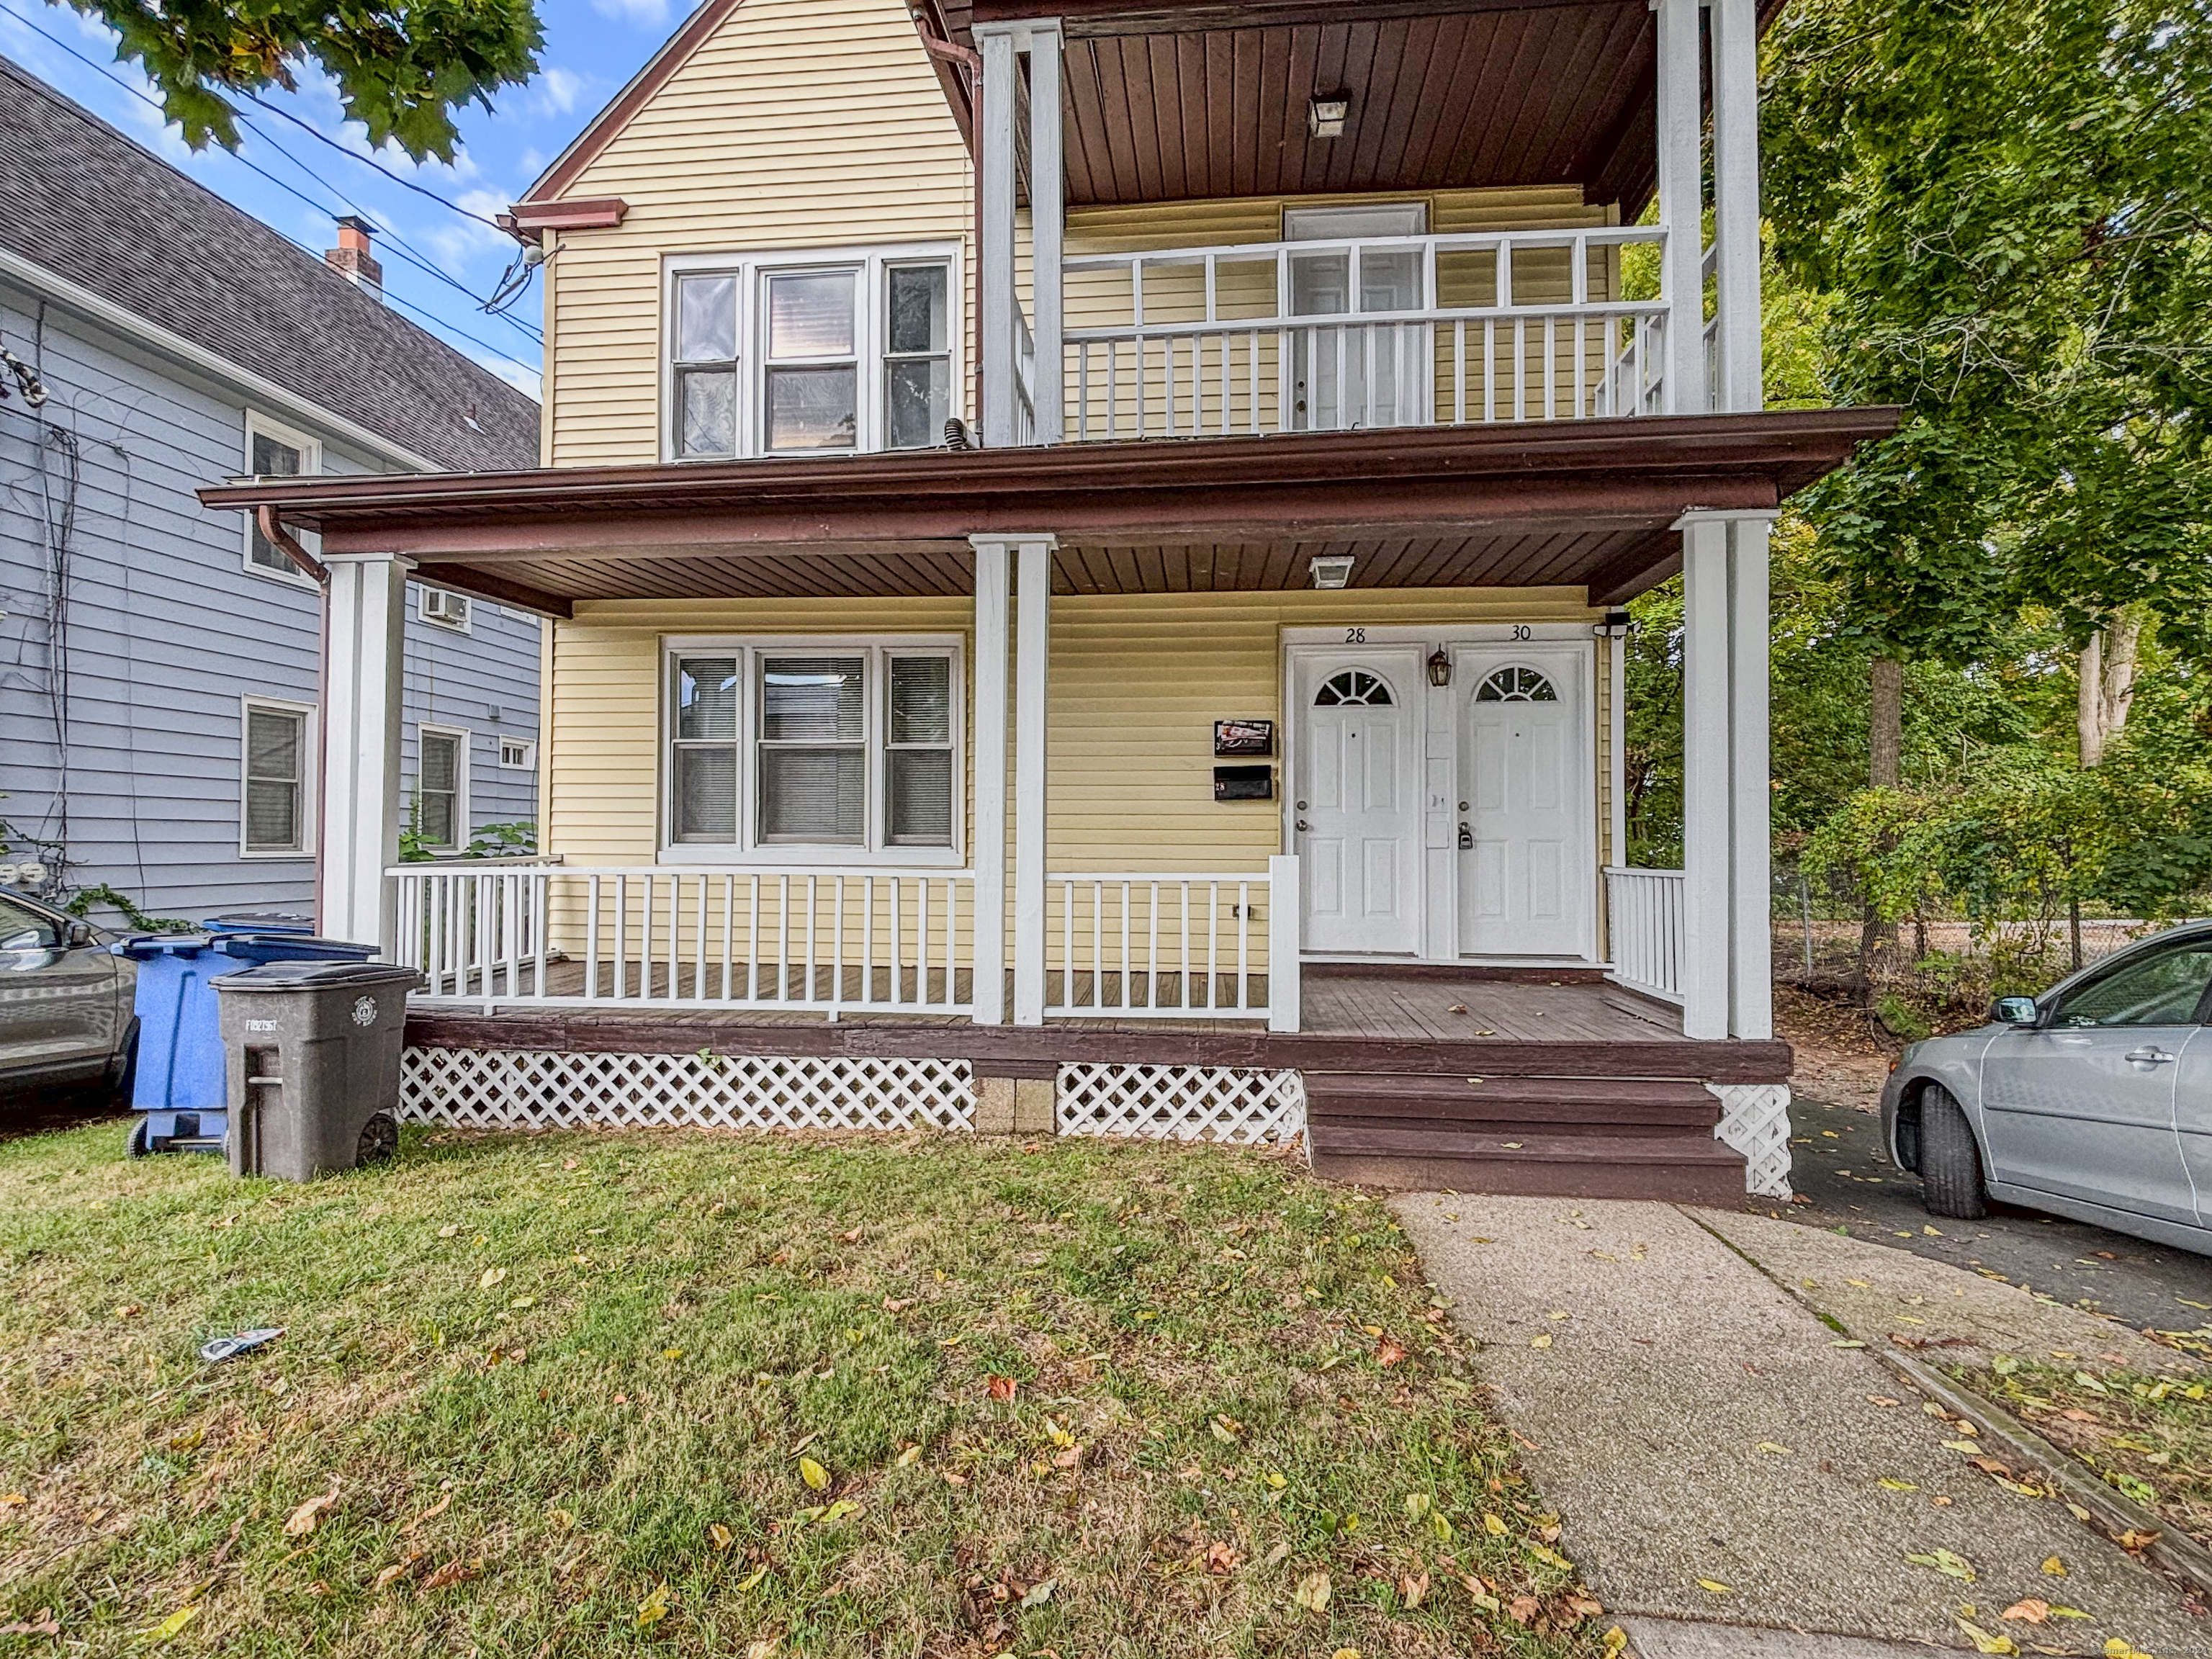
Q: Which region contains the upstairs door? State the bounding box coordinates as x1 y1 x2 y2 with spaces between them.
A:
1295 658 1421 956
1457 655 1590 958
1287 204 1429 431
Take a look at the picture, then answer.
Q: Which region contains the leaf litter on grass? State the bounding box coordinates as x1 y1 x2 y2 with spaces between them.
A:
0 1123 1606 1656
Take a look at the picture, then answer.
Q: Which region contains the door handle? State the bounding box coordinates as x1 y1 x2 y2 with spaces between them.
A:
2125 1047 2177 1066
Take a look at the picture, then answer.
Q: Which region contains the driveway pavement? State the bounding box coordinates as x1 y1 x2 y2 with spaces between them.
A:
1398 1192 2208 1658
1781 1092 2212 1339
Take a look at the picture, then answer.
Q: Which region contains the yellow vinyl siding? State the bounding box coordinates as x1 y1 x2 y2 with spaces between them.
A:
543 0 974 467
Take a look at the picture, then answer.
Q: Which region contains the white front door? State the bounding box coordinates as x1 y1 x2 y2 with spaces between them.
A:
1458 656 1588 958
1295 658 1420 955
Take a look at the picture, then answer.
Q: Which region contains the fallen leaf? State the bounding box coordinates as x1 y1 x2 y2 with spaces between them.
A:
2041 1556 2067 1577
1956 1616 2018 1654
709 1523 733 1550
477 1267 507 1290
1507 1595 1542 1623
1375 1339 1407 1367
1905 1547 1977 1583
1021 1578 1058 1608
374 1552 426 1590
896 1444 924 1467
799 1457 830 1492
1529 1334 1552 1349
2114 1529 2160 1552
636 1581 671 1629
282 1478 341 1537
1461 1575 1500 1611
1293 1568 1332 1611
400 1492 452 1534
1211 1414 1244 1442
1400 1571 1429 1607
1880 1476 1920 1491
1696 1579 1733 1594
422 1560 477 1590
1756 1442 1791 1455
986 1375 1017 1403
1483 1512 1509 1536
0 1614 60 1637
138 1606 198 1641
1998 1600 2049 1624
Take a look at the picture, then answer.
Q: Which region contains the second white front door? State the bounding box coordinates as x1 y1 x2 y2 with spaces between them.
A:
1457 654 1589 958
1295 657 1421 955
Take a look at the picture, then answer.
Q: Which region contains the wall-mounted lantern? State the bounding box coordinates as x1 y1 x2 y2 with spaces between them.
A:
1426 647 1452 688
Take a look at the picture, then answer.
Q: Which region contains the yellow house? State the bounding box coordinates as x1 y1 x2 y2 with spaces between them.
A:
210 0 1893 1201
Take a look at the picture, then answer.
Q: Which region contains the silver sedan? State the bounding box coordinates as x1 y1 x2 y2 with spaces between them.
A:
1881 921 2212 1254
0 890 139 1105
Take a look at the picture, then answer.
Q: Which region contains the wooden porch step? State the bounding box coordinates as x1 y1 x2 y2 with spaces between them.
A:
1309 1125 1746 1205
1303 1073 1719 1138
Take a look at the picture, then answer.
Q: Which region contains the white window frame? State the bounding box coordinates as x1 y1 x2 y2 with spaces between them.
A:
238 695 316 859
414 724 472 853
418 585 475 632
498 736 536 770
657 634 966 868
660 242 964 463
241 411 323 588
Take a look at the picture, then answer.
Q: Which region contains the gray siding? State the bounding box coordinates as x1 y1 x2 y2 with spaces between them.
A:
0 276 539 926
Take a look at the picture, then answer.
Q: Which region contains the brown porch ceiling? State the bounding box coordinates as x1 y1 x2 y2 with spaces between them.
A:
199 410 1898 615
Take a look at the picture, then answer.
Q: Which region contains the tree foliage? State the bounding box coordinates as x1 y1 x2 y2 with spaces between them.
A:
70 0 543 161
1764 0 2212 663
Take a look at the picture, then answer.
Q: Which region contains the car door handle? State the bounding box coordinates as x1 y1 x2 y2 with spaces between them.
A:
2125 1047 2177 1066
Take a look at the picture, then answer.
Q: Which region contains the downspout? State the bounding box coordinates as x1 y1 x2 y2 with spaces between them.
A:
256 505 333 930
907 4 986 439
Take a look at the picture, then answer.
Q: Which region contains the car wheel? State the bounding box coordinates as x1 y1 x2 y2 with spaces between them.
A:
1917 1084 1988 1219
102 1019 141 1109
356 1112 400 1166
125 1115 153 1159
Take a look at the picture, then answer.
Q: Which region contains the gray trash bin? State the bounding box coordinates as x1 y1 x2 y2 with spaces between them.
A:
213 961 422 1181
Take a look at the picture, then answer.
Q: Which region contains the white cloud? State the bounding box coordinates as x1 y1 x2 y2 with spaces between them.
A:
534 67 584 117
590 0 671 26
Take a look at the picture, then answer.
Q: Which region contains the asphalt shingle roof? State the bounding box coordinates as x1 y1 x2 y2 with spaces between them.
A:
0 53 540 472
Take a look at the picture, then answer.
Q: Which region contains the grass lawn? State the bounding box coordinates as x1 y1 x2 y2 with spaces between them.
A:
0 1123 1608 1657
1958 1359 2212 1555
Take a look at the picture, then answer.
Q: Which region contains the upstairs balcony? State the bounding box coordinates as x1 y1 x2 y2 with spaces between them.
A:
953 0 1766 449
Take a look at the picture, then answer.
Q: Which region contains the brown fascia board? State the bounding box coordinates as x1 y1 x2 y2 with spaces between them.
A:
521 0 747 206
199 410 1897 556
503 198 629 242
968 0 1632 35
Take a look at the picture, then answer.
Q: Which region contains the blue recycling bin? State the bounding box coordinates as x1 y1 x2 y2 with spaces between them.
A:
119 931 377 1156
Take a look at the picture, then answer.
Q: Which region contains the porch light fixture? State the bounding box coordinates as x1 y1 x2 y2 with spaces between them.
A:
1594 608 1632 637
1308 93 1351 138
1426 647 1452 688
1308 554 1354 589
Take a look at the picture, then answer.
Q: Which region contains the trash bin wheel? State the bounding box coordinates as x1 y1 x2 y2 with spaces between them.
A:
356 1112 400 1166
125 1116 153 1159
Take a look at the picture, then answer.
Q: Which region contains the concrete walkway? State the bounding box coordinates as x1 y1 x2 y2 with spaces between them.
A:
1395 1194 2208 1658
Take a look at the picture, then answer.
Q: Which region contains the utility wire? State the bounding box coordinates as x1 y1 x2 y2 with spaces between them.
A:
0 2 543 354
242 90 506 230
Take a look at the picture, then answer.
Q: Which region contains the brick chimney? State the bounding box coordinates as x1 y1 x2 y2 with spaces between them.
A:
325 215 384 301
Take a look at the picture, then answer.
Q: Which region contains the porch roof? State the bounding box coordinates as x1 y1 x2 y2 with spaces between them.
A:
199 409 1897 616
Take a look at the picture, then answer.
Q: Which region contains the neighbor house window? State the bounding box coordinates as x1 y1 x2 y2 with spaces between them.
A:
240 698 313 855
663 639 960 860
243 413 321 578
666 246 959 461
498 737 535 770
415 728 467 851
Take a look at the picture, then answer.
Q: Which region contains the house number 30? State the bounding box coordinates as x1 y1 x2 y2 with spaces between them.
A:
1510 625 1532 640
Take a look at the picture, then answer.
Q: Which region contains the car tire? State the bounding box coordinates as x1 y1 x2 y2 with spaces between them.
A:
356 1112 400 1166
1918 1084 1988 1219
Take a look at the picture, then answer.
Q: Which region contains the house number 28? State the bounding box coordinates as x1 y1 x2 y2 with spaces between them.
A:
1344 626 1366 643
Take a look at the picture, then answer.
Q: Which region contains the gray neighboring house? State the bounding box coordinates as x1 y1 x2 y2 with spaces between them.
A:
0 54 544 926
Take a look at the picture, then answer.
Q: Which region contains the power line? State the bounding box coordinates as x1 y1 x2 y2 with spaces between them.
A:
0 2 542 354
242 91 507 231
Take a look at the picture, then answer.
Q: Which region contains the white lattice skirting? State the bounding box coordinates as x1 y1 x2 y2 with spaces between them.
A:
400 1048 974 1133
1708 1082 1794 1197
1055 1064 1306 1145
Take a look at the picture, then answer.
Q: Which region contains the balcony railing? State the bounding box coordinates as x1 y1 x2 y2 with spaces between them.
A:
391 863 976 1017
1604 866 1686 1005
1041 858 1300 1031
1058 225 1669 442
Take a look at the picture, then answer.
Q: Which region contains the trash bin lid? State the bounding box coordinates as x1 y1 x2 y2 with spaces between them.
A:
212 961 422 992
213 934 378 965
202 912 317 935
117 932 217 958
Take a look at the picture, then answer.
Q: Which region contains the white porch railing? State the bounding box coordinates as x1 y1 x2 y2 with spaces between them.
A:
1042 858 1300 1030
1061 225 1670 441
390 864 974 1017
1605 866 1686 1005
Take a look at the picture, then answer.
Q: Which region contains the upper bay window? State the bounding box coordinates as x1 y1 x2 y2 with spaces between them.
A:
665 638 961 865
669 246 958 462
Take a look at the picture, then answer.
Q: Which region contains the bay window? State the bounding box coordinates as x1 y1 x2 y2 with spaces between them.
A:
665 245 959 461
665 639 961 863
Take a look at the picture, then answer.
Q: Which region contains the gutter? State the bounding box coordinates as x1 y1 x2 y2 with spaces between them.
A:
0 246 441 475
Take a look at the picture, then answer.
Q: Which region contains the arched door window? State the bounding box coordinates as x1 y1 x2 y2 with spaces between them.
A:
1473 666 1557 703
1314 668 1395 706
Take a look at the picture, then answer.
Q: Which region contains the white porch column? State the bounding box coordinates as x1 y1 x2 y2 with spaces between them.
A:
1709 0 1765 413
968 538 1012 1023
1727 514 1776 1040
1678 511 1778 1040
319 552 411 953
1011 536 1056 1025
1028 21 1065 444
1654 0 1709 415
976 24 1020 446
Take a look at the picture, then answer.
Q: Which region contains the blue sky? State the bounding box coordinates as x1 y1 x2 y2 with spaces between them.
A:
0 0 690 399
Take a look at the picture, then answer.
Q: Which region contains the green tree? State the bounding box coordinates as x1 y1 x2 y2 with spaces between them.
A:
68 0 543 161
